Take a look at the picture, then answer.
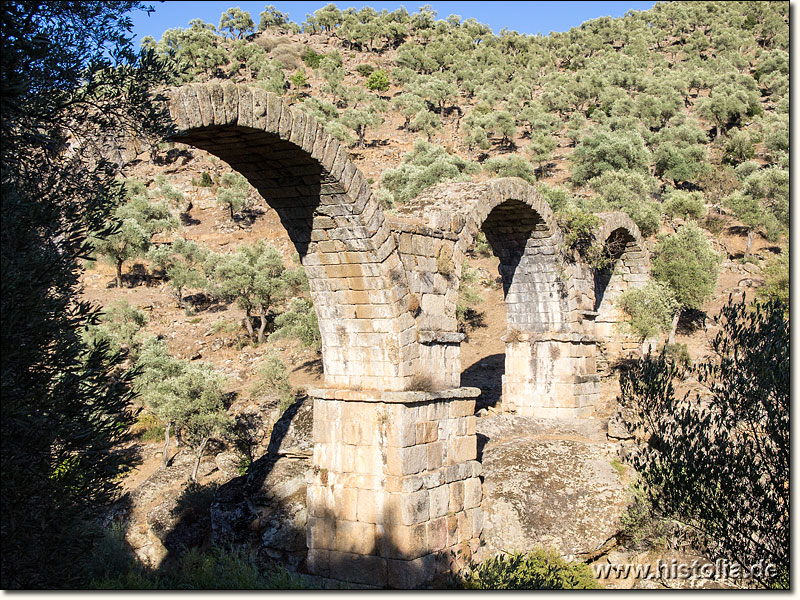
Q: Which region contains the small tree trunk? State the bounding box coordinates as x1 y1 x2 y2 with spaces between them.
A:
190 437 209 482
161 422 172 469
229 203 235 221
115 260 123 288
744 229 754 260
668 311 681 346
257 309 268 344
243 308 255 340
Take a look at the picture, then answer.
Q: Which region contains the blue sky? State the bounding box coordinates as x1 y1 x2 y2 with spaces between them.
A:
130 1 657 43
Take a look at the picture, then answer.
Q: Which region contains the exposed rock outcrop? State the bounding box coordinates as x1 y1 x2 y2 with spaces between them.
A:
477 413 628 559
210 396 313 570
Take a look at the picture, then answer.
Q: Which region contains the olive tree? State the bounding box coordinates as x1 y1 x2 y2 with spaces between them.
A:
93 180 177 288
651 222 720 343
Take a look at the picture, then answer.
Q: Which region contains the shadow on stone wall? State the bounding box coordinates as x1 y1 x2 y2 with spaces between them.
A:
461 354 504 411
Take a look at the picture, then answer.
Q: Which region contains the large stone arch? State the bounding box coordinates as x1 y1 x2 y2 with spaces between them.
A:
166 83 417 391
591 213 650 371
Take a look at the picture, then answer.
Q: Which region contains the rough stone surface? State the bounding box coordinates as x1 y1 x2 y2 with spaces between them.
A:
210 398 313 570
478 413 627 559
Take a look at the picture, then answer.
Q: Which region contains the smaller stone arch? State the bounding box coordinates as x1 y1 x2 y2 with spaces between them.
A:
591 213 650 371
390 178 602 418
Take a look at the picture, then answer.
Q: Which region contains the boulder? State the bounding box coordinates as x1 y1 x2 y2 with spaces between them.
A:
478 413 628 559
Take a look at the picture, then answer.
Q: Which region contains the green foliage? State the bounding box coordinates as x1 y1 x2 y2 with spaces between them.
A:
271 298 321 351
249 351 295 412
759 246 788 316
454 549 601 589
556 205 600 255
380 141 479 204
366 69 390 92
218 7 255 39
525 132 558 172
587 170 662 237
1 1 174 587
88 527 310 589
216 171 251 220
147 238 210 307
456 262 484 329
570 129 651 185
288 68 309 88
651 222 720 311
618 297 788 588
300 46 323 68
198 172 213 187
136 338 232 480
356 63 375 77
482 156 536 184
662 189 706 222
618 281 680 341
92 180 177 287
258 5 291 30
662 342 691 368
723 128 757 165
340 104 384 148
83 299 149 355
206 241 308 344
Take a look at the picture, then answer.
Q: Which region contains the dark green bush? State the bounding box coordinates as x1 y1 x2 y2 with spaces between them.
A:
301 47 322 69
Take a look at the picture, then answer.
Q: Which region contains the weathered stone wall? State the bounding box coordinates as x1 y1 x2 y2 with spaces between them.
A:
592 214 650 369
305 388 482 588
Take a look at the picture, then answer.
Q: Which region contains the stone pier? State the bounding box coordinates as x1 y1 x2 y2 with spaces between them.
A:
305 387 482 588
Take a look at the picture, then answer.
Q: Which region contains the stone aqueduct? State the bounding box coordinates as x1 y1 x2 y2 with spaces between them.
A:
166 83 649 587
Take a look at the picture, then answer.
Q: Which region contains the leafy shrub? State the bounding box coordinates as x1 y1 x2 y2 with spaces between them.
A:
587 170 662 237
83 299 148 355
132 413 165 443
366 69 390 92
271 298 321 351
570 129 650 185
88 528 310 590
249 351 295 413
651 222 720 313
618 297 788 588
380 141 479 204
301 47 323 68
556 205 600 255
618 280 679 341
456 263 484 330
759 246 788 316
453 548 601 589
662 189 706 221
356 63 375 77
482 156 536 184
662 342 691 368
288 69 308 88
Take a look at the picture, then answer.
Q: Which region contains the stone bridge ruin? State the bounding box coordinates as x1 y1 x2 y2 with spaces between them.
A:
166 83 649 588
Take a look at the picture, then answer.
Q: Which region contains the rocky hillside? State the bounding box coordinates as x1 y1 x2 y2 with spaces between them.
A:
84 1 788 588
